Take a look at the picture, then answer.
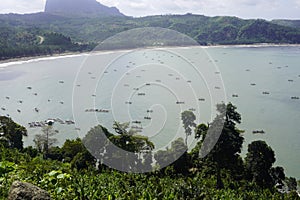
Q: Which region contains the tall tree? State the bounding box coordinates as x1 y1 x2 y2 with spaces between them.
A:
34 125 58 158
193 103 244 188
181 111 196 146
0 116 27 150
110 121 154 152
245 140 276 188
84 122 154 172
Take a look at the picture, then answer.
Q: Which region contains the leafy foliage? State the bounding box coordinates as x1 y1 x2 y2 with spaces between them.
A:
0 116 27 150
0 102 299 199
245 140 276 188
34 125 58 157
192 103 244 188
181 110 196 145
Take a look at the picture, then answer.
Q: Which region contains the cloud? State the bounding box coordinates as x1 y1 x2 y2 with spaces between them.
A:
97 0 300 19
0 0 46 14
295 0 300 7
0 0 298 20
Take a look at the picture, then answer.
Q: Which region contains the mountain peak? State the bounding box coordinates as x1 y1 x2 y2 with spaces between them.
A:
44 0 124 17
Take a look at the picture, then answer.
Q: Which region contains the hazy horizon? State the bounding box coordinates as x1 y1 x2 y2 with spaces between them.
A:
0 0 299 20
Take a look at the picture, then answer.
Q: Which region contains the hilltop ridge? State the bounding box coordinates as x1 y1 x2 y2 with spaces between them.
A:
44 0 124 17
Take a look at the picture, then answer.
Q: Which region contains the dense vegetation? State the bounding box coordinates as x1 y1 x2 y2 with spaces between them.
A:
1 13 300 60
0 103 299 199
272 19 300 30
0 25 95 60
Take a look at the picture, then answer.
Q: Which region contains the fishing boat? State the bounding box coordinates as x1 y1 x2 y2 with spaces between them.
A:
132 120 141 124
65 120 75 125
131 126 143 130
98 109 109 113
252 130 265 134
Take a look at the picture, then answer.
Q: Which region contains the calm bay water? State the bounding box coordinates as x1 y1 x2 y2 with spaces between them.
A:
0 46 299 178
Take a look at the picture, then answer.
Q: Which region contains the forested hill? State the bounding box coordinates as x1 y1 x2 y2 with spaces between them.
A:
272 19 300 29
1 13 300 60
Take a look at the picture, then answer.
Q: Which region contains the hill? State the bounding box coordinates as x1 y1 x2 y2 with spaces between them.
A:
44 0 124 17
272 19 300 29
1 13 300 60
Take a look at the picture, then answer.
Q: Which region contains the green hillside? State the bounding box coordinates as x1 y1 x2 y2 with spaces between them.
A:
272 19 300 29
1 13 300 60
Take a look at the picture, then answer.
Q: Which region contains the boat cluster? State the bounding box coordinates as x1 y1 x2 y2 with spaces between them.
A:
28 121 48 128
85 109 109 113
291 96 300 100
28 118 75 128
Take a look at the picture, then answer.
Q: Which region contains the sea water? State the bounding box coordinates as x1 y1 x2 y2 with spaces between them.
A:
0 46 299 178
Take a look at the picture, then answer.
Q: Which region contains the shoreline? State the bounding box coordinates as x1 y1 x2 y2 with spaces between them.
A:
1 43 300 67
0 51 87 67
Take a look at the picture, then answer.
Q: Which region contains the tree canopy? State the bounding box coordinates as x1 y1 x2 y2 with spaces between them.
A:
0 102 299 199
0 116 27 150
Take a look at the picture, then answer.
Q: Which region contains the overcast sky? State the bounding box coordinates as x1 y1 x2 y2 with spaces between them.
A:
0 0 299 20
